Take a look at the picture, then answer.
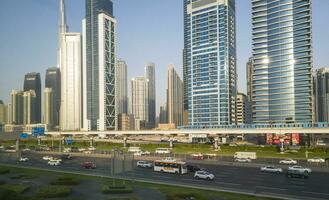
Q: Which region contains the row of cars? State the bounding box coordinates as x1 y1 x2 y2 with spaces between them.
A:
260 165 312 179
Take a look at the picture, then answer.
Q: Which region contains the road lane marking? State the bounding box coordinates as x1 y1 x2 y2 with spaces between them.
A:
255 186 287 191
303 191 329 196
215 181 241 186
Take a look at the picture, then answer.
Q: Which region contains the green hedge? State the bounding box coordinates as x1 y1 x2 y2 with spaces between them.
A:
101 185 133 194
0 184 30 194
50 177 80 186
36 186 71 198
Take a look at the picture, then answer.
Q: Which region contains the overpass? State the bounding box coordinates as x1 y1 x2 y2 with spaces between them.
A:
46 123 329 136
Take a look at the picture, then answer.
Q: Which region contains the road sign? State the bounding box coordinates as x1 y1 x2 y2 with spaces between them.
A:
32 127 45 138
20 133 29 139
65 137 74 145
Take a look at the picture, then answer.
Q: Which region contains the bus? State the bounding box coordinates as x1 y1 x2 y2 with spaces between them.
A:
154 159 187 174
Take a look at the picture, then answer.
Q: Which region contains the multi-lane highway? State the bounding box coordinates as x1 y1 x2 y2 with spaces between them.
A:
1 151 329 200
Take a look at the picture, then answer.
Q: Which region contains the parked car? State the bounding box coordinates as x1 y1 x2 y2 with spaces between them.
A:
186 165 201 173
307 157 325 163
194 171 215 180
260 165 282 173
286 168 309 179
288 165 312 173
279 159 297 165
19 157 29 162
137 161 152 168
48 160 61 166
82 162 96 169
234 158 251 163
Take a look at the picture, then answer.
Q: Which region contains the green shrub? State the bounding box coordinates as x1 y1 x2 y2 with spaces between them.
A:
0 184 30 194
51 177 79 185
0 167 10 174
10 174 37 180
36 185 71 198
101 184 133 194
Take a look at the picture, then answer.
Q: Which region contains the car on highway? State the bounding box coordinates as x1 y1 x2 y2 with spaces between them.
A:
134 150 151 156
234 158 251 163
288 165 311 173
78 148 86 152
260 165 283 173
194 171 215 180
286 168 309 179
155 148 171 154
60 154 72 160
191 153 204 160
186 165 201 173
63 148 71 153
137 161 152 168
81 162 96 169
48 160 61 166
22 148 31 152
307 157 325 163
88 146 96 151
42 156 53 161
19 157 29 162
279 159 297 165
84 150 92 154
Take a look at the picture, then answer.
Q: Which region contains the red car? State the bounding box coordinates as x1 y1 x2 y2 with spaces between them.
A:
81 162 96 169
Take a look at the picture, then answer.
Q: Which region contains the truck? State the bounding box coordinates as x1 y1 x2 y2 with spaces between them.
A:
234 152 257 160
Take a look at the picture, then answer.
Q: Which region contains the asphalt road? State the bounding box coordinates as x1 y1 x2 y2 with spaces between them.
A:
1 151 329 200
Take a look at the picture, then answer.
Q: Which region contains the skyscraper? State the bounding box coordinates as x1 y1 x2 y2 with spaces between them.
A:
44 88 54 129
167 64 183 127
60 33 82 131
184 0 237 127
246 57 254 123
314 67 329 122
0 100 7 125
144 62 156 128
159 103 167 124
252 0 313 123
116 59 128 114
131 77 149 125
45 67 61 128
22 90 36 125
10 90 24 125
83 0 117 131
23 73 41 123
236 92 251 124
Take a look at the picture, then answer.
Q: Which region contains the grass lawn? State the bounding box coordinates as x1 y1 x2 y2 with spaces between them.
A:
0 184 30 194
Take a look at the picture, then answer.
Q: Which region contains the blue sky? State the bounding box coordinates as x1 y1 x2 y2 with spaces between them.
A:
1 0 329 114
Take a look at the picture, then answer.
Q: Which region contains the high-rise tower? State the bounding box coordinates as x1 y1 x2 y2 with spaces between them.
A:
23 73 41 123
184 0 237 127
83 0 117 131
251 0 313 123
144 62 156 128
116 59 128 115
45 67 61 128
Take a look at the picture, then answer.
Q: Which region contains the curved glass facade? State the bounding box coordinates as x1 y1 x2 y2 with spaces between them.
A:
252 0 313 123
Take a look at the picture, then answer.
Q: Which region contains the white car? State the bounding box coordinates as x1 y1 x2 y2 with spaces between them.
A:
234 158 251 163
307 157 325 163
288 165 312 173
42 156 53 161
22 148 30 152
137 161 152 168
78 148 86 152
63 148 71 153
48 160 61 166
19 157 29 162
88 146 96 151
194 171 215 180
133 150 150 156
260 166 283 173
279 159 297 165
84 150 92 154
50 158 62 163
155 148 171 154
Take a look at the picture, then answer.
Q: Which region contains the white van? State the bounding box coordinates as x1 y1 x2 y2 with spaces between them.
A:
155 148 171 154
234 152 257 160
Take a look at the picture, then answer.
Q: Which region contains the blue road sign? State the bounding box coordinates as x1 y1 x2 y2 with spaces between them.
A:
65 137 74 145
20 133 29 139
32 127 45 136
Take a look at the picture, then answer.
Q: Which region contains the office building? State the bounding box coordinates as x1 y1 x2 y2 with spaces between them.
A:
0 100 7 125
314 67 329 122
83 0 117 131
184 0 237 127
116 59 128 114
44 88 54 129
60 33 82 131
118 113 135 131
236 92 252 124
246 57 253 103
167 64 183 127
22 90 36 125
23 72 41 123
145 62 156 128
252 0 313 123
9 90 24 125
45 67 61 128
131 77 149 126
159 103 167 124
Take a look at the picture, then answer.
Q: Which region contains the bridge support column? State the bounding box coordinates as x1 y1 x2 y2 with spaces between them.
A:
213 137 219 150
123 137 128 148
90 137 93 147
169 139 173 148
15 139 19 152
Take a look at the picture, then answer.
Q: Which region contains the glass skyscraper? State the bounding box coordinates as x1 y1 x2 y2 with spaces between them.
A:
252 0 313 123
45 67 61 128
83 0 116 131
184 0 237 127
23 72 41 123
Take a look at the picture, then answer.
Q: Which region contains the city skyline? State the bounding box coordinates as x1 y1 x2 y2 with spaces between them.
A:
1 0 329 114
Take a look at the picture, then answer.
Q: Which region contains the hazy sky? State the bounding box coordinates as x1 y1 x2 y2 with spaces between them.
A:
1 0 329 115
